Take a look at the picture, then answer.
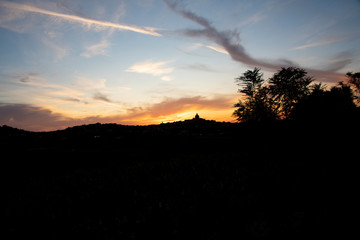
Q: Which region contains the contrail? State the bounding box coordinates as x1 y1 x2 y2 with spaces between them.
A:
0 1 162 36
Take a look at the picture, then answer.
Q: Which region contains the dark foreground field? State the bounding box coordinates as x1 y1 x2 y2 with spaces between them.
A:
2 119 357 239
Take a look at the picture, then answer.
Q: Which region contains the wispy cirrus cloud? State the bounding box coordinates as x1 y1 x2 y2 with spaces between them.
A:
180 63 218 72
73 76 107 90
41 35 69 60
79 1 126 58
81 39 111 58
178 42 228 56
126 60 174 80
237 10 267 27
0 0 161 36
292 35 352 51
293 40 338 51
204 44 229 55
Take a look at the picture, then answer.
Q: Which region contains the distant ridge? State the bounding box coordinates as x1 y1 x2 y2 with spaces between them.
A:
0 124 28 134
2 113 358 158
0 115 239 153
0 114 232 134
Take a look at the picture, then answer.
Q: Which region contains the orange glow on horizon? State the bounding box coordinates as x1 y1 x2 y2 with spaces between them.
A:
1 95 238 131
114 108 235 126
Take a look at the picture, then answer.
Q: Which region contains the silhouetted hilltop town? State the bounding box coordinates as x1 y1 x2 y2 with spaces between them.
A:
1 112 359 154
0 114 236 153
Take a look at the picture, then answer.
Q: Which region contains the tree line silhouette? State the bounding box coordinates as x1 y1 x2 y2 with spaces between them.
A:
233 67 360 123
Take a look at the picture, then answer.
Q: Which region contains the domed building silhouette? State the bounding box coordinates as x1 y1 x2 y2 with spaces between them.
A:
192 113 206 122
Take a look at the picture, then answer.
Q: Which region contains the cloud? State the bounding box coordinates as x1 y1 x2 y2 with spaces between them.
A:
204 44 229 55
117 95 236 124
237 11 267 27
0 95 234 131
55 1 87 18
163 0 293 70
164 0 351 82
0 103 122 131
1 72 133 119
0 103 73 131
0 2 30 33
292 36 350 51
93 92 112 103
0 0 161 36
12 72 44 83
73 76 107 90
148 96 232 116
125 95 234 119
323 51 354 72
55 1 126 59
41 35 69 60
60 97 81 103
178 42 228 56
293 40 336 51
180 64 218 72
81 39 111 58
126 61 174 78
2 72 101 108
160 76 173 81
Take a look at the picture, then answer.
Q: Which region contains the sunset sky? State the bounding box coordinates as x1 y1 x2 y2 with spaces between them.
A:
1 0 359 131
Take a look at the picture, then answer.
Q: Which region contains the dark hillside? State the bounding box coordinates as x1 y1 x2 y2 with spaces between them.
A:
2 117 358 239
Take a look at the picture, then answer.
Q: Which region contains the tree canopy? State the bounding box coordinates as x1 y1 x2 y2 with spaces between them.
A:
268 67 313 118
233 68 278 122
346 72 360 103
234 67 359 123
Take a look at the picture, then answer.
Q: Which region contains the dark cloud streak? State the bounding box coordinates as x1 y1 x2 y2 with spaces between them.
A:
180 63 219 72
323 51 354 72
93 92 112 103
163 0 352 82
164 0 293 70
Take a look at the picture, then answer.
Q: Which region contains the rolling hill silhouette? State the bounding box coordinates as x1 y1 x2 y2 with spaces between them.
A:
2 115 358 239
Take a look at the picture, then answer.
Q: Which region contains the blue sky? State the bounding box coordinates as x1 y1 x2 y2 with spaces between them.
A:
0 0 359 131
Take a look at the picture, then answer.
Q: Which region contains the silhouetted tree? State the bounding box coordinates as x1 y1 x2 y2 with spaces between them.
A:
292 82 357 121
310 82 327 92
346 72 360 104
233 67 359 123
268 67 313 118
236 67 264 98
233 68 279 122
